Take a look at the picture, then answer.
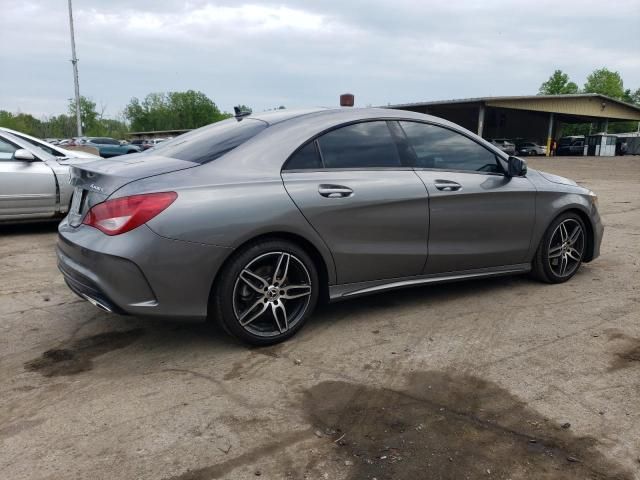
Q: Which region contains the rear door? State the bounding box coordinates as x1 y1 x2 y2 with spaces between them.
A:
282 120 429 285
0 136 57 219
399 121 536 274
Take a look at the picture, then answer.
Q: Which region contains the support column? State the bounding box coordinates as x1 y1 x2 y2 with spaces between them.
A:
546 112 554 157
477 104 485 137
603 118 608 133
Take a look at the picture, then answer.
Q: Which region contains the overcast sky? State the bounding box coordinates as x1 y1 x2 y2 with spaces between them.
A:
2 0 639 118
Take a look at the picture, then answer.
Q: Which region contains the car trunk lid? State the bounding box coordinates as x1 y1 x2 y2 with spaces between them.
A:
66 154 196 227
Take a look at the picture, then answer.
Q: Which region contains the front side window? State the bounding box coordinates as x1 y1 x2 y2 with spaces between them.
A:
317 121 402 169
0 137 18 160
400 121 501 173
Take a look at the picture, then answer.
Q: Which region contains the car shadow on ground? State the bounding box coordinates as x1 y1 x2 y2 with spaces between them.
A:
0 221 60 236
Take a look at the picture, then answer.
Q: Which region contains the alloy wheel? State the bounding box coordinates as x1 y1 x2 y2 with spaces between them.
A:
547 219 584 278
232 251 312 338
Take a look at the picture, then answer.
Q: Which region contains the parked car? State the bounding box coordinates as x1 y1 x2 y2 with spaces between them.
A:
82 137 141 157
517 142 546 156
557 136 585 156
130 139 154 151
0 128 101 160
45 138 60 145
489 138 516 155
0 130 78 222
58 108 603 345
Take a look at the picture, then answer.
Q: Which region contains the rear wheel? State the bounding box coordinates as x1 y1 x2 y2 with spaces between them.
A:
532 213 586 283
212 239 319 345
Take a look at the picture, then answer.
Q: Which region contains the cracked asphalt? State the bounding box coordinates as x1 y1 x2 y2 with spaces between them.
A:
1 156 639 479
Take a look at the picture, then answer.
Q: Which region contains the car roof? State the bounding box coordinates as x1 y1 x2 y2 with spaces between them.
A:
0 130 57 161
0 126 57 147
202 107 508 177
247 107 468 131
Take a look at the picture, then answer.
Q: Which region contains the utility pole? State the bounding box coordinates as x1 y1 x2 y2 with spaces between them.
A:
68 0 83 137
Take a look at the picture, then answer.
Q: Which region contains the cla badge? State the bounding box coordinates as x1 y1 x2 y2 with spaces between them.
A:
89 183 104 193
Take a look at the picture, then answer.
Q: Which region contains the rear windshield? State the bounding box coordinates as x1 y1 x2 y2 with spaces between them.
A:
149 118 267 164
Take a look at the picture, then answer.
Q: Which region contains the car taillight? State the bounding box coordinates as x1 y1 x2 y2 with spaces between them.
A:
82 192 177 235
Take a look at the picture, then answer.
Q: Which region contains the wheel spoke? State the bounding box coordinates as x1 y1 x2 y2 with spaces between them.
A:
548 245 563 259
568 226 582 245
282 284 312 300
273 253 290 284
239 269 269 294
566 248 582 261
271 300 288 333
239 299 268 326
560 255 568 275
559 222 569 242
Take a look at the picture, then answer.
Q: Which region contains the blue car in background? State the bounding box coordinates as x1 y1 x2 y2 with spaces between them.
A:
82 137 141 157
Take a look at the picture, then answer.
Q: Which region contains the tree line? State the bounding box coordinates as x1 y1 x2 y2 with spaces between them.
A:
0 90 244 139
538 67 640 135
1 68 638 140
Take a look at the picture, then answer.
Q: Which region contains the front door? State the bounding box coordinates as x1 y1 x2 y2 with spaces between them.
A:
0 137 57 219
398 121 536 274
282 121 429 284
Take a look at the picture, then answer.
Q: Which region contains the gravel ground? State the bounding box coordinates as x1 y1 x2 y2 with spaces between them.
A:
1 156 639 480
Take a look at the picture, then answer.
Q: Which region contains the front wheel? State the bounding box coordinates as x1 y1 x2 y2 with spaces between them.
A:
212 239 319 346
532 213 586 283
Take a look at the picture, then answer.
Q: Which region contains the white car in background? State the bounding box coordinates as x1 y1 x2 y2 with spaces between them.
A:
517 141 547 156
0 127 101 160
489 138 516 155
0 130 79 222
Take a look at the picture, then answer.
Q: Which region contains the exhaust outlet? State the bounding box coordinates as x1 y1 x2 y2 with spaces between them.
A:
81 294 113 313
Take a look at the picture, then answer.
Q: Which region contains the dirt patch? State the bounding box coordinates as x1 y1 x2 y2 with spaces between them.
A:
24 329 145 377
303 371 633 480
605 329 640 371
162 429 311 480
0 418 45 439
611 344 640 371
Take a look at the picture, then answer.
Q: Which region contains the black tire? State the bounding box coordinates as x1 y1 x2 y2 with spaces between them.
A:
212 239 319 346
532 212 587 284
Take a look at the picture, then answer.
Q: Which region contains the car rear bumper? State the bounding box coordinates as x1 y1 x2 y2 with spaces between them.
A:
57 218 233 320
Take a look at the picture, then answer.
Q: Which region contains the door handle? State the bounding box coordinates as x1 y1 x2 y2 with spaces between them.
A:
434 180 462 192
318 184 354 198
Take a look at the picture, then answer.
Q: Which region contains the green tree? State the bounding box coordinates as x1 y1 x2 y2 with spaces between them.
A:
68 96 100 134
583 68 625 99
622 88 640 105
0 111 43 136
125 90 229 131
538 70 579 95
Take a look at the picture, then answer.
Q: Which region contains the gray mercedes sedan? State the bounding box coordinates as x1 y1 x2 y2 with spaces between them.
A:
57 108 603 345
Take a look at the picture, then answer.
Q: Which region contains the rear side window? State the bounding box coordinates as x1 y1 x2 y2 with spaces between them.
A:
318 121 402 169
151 118 267 164
400 121 501 173
285 141 322 170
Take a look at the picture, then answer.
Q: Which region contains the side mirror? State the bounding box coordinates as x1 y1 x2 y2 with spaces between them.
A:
14 149 36 162
507 156 527 177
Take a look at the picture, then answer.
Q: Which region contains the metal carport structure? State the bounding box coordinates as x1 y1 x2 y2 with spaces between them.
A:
389 94 640 155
